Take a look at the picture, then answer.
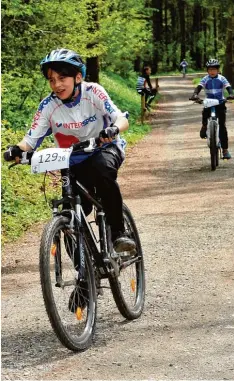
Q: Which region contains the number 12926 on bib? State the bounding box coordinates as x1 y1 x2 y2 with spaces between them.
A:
31 148 72 174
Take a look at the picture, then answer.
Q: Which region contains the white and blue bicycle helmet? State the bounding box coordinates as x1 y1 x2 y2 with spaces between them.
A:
206 59 220 68
40 48 86 78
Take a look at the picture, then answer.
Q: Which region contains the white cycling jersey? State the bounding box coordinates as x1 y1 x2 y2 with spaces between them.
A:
23 81 127 164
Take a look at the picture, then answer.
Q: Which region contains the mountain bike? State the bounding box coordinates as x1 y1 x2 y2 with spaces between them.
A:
7 138 145 352
189 97 231 171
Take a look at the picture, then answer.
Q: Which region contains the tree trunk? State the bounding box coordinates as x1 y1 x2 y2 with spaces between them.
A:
213 8 218 56
85 1 100 83
85 56 100 83
151 0 163 73
178 0 186 61
202 8 207 66
223 15 234 86
134 56 141 73
164 0 169 66
169 3 178 70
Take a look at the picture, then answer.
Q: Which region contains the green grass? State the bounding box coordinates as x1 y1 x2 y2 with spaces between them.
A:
1 71 155 244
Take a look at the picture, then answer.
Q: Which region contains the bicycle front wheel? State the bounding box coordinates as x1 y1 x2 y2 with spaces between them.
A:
209 121 218 171
40 215 97 352
108 204 145 320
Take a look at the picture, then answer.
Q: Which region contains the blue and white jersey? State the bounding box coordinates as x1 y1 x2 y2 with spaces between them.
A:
136 76 146 92
200 74 230 101
180 60 188 67
23 81 128 165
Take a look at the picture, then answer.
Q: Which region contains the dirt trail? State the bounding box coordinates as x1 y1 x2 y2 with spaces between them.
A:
2 75 234 380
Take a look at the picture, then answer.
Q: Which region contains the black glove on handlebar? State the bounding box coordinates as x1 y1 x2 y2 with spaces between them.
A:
190 94 198 100
3 145 24 161
99 126 119 140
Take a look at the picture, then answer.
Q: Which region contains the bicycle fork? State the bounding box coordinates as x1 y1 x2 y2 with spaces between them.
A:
206 107 220 148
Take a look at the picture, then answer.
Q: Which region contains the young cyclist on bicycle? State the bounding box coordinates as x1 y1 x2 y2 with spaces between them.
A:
136 65 157 111
190 59 234 159
4 48 136 253
179 59 188 74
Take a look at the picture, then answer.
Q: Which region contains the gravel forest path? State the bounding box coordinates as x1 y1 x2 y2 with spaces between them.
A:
2 75 234 380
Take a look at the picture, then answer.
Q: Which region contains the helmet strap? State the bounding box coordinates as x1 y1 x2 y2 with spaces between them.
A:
61 81 81 104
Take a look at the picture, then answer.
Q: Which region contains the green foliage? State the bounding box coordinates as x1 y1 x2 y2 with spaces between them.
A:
2 72 50 131
100 0 151 76
1 128 61 243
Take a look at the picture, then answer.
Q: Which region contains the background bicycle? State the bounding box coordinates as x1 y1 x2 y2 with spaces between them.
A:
189 96 232 171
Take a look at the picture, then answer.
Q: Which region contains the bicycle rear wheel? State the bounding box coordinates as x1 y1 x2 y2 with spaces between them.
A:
40 215 97 352
108 204 145 320
209 121 218 171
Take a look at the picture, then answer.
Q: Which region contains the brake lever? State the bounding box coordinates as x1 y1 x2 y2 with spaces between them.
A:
8 156 21 169
8 162 18 169
8 152 32 169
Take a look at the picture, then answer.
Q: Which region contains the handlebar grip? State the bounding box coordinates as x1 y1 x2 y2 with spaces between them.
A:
95 137 101 146
189 97 203 104
72 137 101 152
4 146 22 161
6 151 34 168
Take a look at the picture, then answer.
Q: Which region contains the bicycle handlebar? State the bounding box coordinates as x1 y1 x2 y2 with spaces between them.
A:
8 151 34 168
189 97 203 104
6 137 103 168
189 96 234 104
72 137 101 152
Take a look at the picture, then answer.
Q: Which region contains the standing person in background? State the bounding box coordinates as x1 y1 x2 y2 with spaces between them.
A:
136 65 157 111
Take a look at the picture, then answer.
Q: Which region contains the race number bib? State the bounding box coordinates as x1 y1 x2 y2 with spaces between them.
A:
31 148 72 174
203 99 219 108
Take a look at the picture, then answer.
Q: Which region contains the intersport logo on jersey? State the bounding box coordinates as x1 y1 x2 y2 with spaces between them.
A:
56 114 97 129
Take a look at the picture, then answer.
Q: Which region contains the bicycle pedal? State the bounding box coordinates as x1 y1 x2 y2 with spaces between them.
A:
110 251 119 259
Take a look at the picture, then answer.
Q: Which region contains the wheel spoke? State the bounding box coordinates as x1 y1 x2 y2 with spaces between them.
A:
40 216 97 351
108 204 145 320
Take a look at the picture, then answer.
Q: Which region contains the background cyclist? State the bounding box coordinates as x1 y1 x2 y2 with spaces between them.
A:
4 48 136 253
179 59 189 74
190 58 234 160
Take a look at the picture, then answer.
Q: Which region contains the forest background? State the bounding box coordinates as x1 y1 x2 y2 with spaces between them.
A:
1 0 234 243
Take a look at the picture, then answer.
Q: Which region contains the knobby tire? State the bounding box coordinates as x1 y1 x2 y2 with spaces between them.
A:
108 204 145 320
40 215 97 352
209 121 218 171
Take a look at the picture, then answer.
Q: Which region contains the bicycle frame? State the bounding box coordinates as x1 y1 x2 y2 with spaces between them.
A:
51 168 116 279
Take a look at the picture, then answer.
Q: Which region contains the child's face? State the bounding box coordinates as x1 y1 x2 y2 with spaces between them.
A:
207 67 219 77
47 69 82 100
146 67 151 75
